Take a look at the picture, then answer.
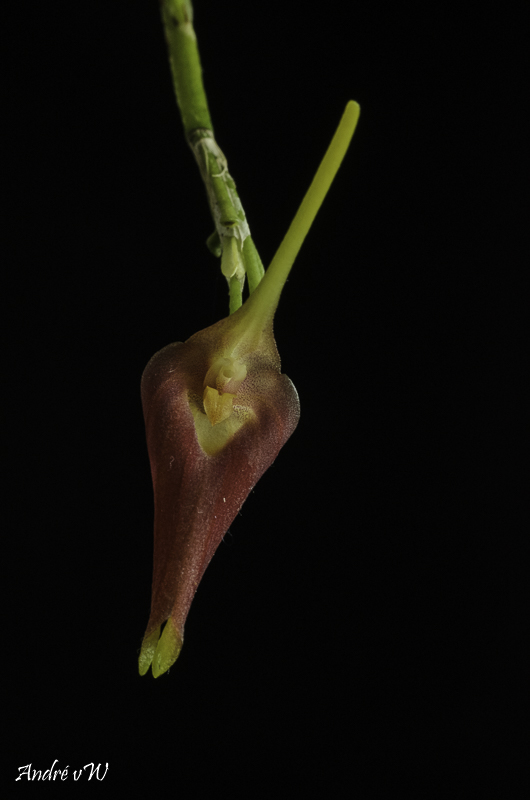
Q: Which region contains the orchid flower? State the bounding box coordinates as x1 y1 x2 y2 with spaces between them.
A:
139 0 360 677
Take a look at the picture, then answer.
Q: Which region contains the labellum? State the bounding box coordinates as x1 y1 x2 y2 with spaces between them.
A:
139 101 359 676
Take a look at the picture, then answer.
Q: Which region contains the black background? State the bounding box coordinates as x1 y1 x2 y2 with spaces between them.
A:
4 0 526 792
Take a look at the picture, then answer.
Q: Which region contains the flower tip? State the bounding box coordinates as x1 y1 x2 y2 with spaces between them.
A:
138 626 160 676
139 620 183 678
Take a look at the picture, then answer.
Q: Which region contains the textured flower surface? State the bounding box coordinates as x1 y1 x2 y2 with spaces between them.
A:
139 298 299 677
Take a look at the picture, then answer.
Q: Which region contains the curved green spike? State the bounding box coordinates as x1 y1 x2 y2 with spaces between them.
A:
224 101 361 351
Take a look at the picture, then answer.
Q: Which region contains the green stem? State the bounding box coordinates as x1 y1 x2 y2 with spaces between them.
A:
228 276 243 315
230 101 361 347
161 0 259 314
242 237 265 294
160 0 212 134
263 101 360 311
